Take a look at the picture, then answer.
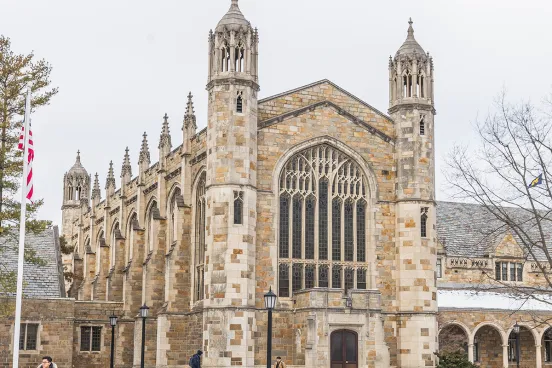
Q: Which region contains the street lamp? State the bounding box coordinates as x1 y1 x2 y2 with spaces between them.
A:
139 304 149 368
513 322 520 368
264 287 277 368
109 312 118 368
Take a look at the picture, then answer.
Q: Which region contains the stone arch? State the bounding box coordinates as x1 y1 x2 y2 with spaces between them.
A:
505 322 539 344
125 211 138 263
438 321 471 356
271 136 379 200
471 322 507 344
145 197 159 254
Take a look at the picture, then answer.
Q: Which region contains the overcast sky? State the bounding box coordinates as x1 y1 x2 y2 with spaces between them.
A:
3 0 552 226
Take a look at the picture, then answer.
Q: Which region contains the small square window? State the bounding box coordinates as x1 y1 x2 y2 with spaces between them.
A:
19 323 39 350
80 326 102 352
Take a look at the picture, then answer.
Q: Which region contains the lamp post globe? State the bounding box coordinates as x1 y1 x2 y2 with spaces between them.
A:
109 313 118 327
264 287 277 310
139 304 150 318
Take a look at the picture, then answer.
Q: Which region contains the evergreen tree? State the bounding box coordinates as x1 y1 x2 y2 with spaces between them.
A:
0 35 58 294
436 351 477 368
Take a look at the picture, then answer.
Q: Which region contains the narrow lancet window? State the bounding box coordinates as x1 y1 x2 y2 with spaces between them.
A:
279 263 289 297
234 191 244 225
236 91 243 113
420 114 426 136
421 207 428 238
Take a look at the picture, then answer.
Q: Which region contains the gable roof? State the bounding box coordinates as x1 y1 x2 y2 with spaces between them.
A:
259 79 393 122
0 226 65 298
259 100 394 144
436 201 552 260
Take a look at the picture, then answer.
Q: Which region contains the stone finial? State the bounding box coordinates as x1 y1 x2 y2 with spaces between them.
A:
159 113 172 151
91 173 101 200
407 18 414 39
105 161 116 191
139 132 151 166
121 147 132 178
184 92 197 130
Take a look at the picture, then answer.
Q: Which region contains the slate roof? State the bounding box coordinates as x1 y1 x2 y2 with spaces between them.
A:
436 201 552 259
0 226 65 298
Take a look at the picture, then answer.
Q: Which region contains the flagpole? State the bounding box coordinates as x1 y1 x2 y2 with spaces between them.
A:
12 88 31 368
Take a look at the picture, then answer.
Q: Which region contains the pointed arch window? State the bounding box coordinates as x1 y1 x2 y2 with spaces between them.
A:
236 91 243 113
194 173 206 301
169 188 181 245
126 213 137 265
420 114 426 136
221 43 230 72
421 207 428 238
146 201 158 254
234 191 244 225
278 144 370 296
235 40 245 72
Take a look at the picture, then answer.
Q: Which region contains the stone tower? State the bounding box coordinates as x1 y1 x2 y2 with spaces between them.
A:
61 151 90 239
388 19 437 368
203 0 259 366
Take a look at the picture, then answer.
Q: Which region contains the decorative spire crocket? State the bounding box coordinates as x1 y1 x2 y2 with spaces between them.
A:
139 132 151 166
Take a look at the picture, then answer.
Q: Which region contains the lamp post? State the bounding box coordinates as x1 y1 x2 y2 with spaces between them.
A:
264 287 277 368
139 304 149 368
513 322 520 368
109 313 118 368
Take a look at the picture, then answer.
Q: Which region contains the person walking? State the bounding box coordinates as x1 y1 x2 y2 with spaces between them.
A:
274 356 286 368
189 350 202 368
37 356 58 368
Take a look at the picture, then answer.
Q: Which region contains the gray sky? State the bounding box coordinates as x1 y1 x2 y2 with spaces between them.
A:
3 0 552 226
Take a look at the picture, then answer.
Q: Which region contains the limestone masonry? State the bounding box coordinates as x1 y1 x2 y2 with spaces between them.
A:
3 1 551 368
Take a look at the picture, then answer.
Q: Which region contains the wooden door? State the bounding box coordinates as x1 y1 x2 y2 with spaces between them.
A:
330 329 358 368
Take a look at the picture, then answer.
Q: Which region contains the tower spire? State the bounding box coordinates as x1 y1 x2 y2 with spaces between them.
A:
91 173 101 200
139 132 151 166
121 147 132 178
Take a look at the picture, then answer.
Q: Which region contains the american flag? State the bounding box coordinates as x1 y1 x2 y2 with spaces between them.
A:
18 122 34 202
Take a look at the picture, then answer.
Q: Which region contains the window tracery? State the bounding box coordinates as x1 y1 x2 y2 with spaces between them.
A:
278 144 370 296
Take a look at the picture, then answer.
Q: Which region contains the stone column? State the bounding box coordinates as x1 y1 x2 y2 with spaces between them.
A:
536 344 543 368
502 344 509 368
468 344 474 363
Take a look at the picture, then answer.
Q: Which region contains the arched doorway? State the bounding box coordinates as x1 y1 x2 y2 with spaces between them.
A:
473 324 504 367
330 329 358 368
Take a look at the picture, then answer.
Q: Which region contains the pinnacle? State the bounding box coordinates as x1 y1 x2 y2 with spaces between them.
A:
106 161 116 190
139 132 151 165
159 113 172 150
121 147 132 178
92 173 101 200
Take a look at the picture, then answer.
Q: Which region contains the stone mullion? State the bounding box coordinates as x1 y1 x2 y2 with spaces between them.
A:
314 178 320 286
301 196 306 261
340 198 344 265
353 199 358 263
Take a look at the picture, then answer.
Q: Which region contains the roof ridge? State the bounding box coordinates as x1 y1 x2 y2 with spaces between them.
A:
258 79 393 122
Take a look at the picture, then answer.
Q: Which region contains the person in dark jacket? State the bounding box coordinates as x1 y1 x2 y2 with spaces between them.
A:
37 356 58 368
189 350 202 368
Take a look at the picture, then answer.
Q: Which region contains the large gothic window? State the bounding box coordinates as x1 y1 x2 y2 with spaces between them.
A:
278 145 369 297
194 172 206 301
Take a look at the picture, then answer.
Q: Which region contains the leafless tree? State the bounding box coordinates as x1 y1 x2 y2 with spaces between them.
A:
445 91 552 327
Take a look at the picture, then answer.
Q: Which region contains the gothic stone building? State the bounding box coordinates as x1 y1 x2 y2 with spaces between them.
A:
33 1 552 368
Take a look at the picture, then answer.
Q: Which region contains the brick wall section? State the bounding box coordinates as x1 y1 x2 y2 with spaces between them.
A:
0 299 74 368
